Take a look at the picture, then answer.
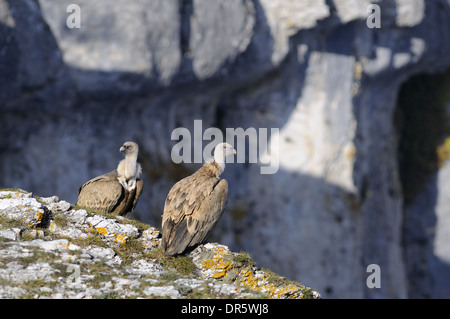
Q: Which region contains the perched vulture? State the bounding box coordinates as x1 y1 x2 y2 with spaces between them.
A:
161 142 236 255
76 141 143 216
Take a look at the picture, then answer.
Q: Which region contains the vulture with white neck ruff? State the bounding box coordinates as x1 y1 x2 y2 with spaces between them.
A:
161 142 236 255
76 141 143 216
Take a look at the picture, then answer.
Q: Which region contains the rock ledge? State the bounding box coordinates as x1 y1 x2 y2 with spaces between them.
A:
0 189 320 299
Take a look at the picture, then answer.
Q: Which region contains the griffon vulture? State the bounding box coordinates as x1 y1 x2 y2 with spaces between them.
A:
76 141 143 216
161 142 236 255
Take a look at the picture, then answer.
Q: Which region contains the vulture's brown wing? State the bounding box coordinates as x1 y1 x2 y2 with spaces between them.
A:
116 178 143 216
131 178 143 212
77 170 117 194
161 174 228 256
186 179 228 246
76 170 123 213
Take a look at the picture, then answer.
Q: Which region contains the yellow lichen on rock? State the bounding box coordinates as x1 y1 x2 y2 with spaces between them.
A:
35 211 43 221
437 136 450 168
201 245 234 279
238 267 307 299
95 227 108 236
113 233 128 245
194 243 320 299
27 209 46 227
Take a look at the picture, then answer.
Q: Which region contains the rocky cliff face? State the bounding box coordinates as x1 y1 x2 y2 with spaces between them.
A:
1 0 450 298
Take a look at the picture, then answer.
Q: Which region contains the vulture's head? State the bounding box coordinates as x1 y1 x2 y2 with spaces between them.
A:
214 142 236 162
120 141 139 156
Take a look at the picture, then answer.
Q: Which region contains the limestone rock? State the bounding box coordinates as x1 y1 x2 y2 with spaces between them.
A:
0 189 319 299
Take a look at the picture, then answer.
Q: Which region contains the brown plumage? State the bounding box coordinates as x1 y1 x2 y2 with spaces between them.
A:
76 141 143 216
161 143 236 255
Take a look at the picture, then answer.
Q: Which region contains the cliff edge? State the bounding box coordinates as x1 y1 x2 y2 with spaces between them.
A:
0 189 320 299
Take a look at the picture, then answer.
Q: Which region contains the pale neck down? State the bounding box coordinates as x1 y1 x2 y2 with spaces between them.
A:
213 148 226 176
125 153 138 177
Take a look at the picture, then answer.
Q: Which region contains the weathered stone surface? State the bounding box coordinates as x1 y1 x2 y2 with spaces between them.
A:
0 190 319 299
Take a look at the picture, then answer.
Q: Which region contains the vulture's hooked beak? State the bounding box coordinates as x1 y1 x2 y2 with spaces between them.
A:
120 146 126 153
